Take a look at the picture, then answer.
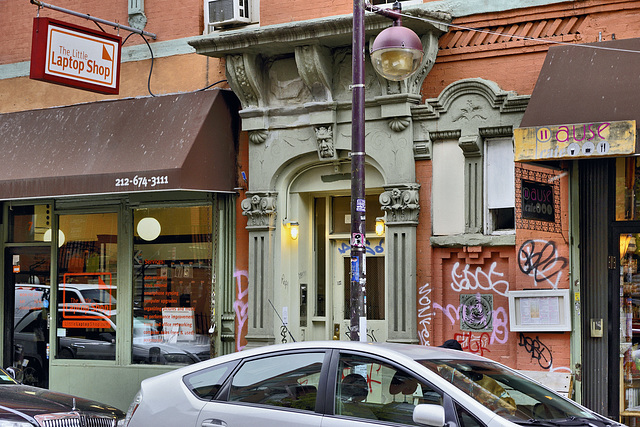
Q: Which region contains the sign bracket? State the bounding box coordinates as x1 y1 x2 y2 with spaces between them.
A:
30 0 157 40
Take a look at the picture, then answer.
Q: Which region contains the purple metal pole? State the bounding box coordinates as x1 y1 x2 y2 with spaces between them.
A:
350 0 367 342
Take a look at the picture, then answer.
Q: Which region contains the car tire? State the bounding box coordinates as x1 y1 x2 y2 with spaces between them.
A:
22 364 41 387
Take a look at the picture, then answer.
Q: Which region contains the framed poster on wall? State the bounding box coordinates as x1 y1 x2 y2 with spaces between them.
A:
508 289 571 332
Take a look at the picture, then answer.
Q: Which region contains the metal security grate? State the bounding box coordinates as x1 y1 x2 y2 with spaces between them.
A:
34 412 117 427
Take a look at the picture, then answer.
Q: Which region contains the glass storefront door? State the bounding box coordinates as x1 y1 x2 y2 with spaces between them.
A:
8 246 51 387
620 232 640 419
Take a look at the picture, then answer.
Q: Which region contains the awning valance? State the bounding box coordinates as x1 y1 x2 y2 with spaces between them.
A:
520 38 640 128
0 89 239 200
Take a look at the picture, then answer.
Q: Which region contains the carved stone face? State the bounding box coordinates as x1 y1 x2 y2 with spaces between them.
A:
315 126 335 159
318 139 334 158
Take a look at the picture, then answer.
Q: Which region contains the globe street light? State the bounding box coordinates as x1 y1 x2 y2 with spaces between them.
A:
350 1 423 341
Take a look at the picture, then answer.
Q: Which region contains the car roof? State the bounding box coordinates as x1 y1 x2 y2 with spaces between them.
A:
147 340 498 387
200 341 488 366
15 283 117 290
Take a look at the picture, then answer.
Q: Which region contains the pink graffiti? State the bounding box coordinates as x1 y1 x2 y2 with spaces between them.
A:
417 283 433 346
454 331 491 356
233 270 249 352
434 304 509 347
491 307 509 344
433 303 460 325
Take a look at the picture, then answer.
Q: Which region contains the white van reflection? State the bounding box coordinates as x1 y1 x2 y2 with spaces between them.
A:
14 286 211 386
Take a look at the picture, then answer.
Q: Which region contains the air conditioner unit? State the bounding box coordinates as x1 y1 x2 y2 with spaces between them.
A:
205 0 250 29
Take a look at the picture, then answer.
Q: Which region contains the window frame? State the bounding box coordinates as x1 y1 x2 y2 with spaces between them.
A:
218 349 333 414
328 349 450 425
484 136 516 235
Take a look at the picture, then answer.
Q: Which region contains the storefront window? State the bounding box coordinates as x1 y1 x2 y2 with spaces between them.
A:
616 157 640 221
9 204 52 243
620 232 640 414
56 213 118 360
132 206 213 365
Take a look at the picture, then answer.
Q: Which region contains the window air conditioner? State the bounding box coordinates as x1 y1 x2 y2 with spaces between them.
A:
205 0 250 29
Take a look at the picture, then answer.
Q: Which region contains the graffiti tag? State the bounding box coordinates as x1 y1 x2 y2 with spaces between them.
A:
518 333 553 369
517 240 567 288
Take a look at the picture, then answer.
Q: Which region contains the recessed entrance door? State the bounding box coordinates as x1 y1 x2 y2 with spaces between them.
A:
7 246 51 387
332 239 386 342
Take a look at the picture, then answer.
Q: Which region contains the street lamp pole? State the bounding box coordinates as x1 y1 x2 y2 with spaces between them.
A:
349 0 367 342
349 1 424 342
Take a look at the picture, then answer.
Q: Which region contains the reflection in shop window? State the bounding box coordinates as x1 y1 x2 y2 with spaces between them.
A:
56 213 118 361
133 206 213 365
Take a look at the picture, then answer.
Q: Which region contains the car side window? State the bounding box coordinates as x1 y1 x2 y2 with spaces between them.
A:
455 403 485 427
228 352 324 412
183 361 237 400
336 353 443 425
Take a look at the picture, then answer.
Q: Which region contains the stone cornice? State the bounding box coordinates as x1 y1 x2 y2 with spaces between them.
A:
189 7 450 58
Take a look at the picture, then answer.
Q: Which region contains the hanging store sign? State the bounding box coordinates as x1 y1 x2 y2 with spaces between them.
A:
30 17 121 95
514 120 636 161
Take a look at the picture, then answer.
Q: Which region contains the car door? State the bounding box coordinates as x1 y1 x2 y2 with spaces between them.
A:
196 350 328 427
321 351 455 427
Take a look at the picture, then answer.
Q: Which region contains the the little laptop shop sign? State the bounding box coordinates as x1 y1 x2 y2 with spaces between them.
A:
514 120 636 161
30 17 121 95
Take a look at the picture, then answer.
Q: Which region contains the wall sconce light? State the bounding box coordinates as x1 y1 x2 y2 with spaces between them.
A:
137 217 162 241
286 221 299 240
375 217 385 236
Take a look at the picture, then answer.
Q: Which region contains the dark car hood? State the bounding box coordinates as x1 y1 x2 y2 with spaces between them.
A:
0 384 124 421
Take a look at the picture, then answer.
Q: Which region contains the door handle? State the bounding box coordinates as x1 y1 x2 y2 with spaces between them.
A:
202 419 227 427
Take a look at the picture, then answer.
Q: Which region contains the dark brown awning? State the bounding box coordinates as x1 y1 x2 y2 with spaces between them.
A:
0 89 239 200
520 38 640 128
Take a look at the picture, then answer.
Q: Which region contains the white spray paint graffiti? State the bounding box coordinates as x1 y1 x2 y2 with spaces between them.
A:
417 283 433 346
450 261 510 296
233 270 249 352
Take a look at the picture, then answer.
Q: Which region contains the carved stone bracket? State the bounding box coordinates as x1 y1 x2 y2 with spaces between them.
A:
458 134 482 157
380 184 420 224
314 125 337 160
226 53 264 109
295 45 333 102
241 192 278 230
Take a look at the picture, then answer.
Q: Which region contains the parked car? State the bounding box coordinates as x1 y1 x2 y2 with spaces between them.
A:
0 366 124 426
14 283 117 326
122 341 621 427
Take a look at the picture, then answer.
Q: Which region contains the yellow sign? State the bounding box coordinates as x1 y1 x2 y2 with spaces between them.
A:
514 120 637 161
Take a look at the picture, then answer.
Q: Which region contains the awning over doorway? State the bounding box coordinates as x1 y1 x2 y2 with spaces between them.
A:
520 38 640 128
0 89 239 200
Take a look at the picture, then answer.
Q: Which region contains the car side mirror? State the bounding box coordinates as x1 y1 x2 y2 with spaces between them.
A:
413 404 446 427
4 367 20 383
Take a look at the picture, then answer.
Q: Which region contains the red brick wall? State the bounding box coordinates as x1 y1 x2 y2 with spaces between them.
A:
0 0 204 65
259 0 351 26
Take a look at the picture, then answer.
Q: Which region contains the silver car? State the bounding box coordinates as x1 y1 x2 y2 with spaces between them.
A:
122 341 620 427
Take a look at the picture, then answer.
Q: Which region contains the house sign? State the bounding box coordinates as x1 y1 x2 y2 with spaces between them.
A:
514 120 636 161
30 17 122 95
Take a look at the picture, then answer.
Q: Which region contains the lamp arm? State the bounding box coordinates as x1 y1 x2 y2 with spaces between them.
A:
365 1 402 26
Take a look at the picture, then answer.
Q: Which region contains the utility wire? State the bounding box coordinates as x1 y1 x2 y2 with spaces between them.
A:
371 5 640 55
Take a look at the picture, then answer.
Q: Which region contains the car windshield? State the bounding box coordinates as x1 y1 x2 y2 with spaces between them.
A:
420 359 606 425
80 288 117 305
